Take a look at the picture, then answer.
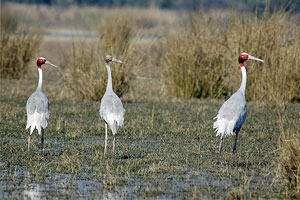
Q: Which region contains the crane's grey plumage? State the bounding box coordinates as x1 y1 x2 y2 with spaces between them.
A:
26 57 57 151
100 55 125 155
213 53 264 155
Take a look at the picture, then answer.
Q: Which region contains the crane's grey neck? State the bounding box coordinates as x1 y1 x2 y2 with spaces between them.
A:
37 68 43 91
105 64 113 92
238 66 247 96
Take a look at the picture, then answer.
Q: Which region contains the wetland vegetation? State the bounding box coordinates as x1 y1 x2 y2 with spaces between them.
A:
1 1 300 199
1 96 299 198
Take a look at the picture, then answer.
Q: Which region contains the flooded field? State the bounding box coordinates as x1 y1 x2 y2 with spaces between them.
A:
1 96 299 199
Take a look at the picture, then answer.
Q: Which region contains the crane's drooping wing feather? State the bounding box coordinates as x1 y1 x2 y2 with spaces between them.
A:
213 91 247 138
26 90 49 134
100 91 125 131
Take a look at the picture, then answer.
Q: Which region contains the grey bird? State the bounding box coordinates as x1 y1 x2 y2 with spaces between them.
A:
26 57 57 151
213 53 264 155
100 55 125 155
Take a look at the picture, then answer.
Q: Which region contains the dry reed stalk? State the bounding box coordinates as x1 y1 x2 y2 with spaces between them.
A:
162 9 300 106
62 12 145 101
277 125 300 198
0 6 41 79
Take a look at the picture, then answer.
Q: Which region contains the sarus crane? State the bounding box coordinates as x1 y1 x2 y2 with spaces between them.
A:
26 57 57 151
100 55 125 155
213 53 264 155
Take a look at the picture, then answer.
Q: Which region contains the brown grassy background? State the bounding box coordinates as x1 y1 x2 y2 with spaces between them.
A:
0 5 42 79
61 13 146 101
163 10 300 106
0 3 299 105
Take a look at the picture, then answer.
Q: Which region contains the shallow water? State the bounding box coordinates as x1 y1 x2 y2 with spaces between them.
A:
0 134 284 199
2 100 297 198
0 167 136 199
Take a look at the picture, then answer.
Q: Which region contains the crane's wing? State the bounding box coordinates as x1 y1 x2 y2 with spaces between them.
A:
26 91 50 134
26 91 49 119
26 91 49 118
100 92 125 127
213 92 247 138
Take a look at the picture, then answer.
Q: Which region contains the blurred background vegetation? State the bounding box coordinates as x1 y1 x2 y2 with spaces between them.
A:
2 0 300 13
0 0 299 106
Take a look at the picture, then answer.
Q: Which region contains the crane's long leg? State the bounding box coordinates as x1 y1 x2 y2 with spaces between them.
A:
104 123 108 156
232 131 239 155
28 135 31 151
41 128 44 150
219 137 223 154
112 134 116 155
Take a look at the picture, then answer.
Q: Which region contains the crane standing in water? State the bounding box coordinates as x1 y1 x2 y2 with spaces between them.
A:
100 55 125 155
26 57 57 151
213 53 264 155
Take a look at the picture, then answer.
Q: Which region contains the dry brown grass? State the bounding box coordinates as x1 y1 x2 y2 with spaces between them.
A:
62 13 145 101
225 11 300 106
0 5 42 79
163 13 230 98
276 120 300 198
163 9 300 105
1 3 299 105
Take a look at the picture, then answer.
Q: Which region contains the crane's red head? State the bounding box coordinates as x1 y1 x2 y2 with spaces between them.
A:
238 53 264 67
36 57 58 69
239 53 248 64
37 57 46 68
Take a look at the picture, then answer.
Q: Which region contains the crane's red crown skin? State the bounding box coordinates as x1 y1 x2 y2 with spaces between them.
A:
238 54 248 67
238 54 248 63
37 57 46 68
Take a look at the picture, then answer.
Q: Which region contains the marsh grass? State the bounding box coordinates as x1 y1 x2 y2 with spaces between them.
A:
277 121 300 198
0 5 42 79
225 11 300 106
163 9 300 105
1 95 299 198
62 13 145 101
163 13 229 98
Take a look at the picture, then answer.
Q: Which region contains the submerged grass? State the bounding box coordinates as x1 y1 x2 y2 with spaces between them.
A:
0 96 299 198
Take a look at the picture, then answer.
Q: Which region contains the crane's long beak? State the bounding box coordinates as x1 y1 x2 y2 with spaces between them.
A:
45 60 58 68
248 55 264 63
112 57 124 64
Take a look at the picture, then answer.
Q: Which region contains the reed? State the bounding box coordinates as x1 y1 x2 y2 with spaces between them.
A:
163 9 300 106
277 123 300 198
0 6 41 79
62 12 145 101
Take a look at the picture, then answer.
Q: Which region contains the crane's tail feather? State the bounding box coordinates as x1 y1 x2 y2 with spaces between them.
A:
213 116 235 139
26 111 47 135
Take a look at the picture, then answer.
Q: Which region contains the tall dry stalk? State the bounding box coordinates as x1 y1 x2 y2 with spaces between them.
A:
163 9 300 106
277 126 300 198
0 5 41 79
163 13 230 98
62 12 145 101
225 11 300 106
